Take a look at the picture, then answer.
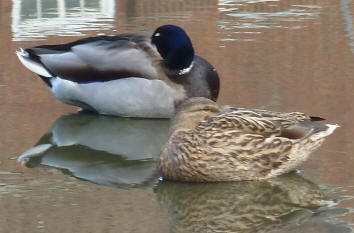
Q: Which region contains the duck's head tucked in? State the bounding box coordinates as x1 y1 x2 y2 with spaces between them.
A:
157 97 339 182
151 25 194 71
170 97 221 133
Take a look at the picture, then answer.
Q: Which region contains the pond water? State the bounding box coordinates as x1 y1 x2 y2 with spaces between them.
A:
1 0 354 232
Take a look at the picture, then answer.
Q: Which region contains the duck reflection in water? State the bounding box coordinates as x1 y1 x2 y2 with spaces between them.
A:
18 111 169 188
155 173 344 233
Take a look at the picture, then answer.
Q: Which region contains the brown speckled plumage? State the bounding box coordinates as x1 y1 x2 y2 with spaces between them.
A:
157 97 339 182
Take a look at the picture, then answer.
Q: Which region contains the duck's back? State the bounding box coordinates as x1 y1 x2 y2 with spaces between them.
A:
23 33 162 83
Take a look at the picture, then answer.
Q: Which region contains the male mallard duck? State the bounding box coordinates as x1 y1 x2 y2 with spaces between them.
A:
16 25 219 118
157 97 339 182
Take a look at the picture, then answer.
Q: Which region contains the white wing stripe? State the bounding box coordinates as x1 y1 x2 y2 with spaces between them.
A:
16 49 52 77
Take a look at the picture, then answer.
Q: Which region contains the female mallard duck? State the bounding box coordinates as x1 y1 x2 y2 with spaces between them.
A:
16 25 219 118
157 97 339 182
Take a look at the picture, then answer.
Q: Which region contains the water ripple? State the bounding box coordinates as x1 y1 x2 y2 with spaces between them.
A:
218 0 322 42
11 0 115 41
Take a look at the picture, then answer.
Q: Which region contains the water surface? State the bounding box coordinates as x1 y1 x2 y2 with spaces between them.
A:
0 0 354 232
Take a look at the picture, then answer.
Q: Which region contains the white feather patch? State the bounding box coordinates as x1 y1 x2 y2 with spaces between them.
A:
16 49 52 77
311 123 340 140
17 144 53 164
178 61 194 75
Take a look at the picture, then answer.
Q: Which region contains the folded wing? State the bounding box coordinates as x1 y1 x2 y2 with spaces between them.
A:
18 34 162 83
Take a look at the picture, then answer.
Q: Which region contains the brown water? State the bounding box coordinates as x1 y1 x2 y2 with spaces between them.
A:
1 0 354 232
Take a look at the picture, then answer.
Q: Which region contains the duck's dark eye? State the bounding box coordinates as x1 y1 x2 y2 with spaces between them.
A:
203 107 210 111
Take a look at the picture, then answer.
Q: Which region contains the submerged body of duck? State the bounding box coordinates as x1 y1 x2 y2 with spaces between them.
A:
158 97 338 182
16 25 219 118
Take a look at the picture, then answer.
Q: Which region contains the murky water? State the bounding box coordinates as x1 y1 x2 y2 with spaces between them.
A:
1 0 354 232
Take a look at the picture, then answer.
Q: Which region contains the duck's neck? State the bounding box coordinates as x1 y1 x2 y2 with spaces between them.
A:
169 112 200 134
164 45 194 72
169 109 217 135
